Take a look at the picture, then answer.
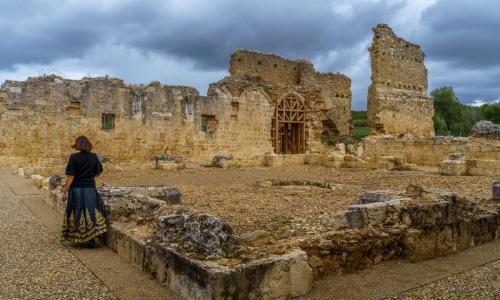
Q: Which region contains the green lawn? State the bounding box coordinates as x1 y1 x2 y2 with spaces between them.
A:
353 126 371 137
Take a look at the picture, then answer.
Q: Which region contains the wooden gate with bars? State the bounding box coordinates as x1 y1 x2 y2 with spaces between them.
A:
271 93 306 154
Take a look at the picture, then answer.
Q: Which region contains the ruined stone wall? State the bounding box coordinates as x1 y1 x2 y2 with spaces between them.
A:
0 50 352 167
0 75 273 167
363 136 500 167
229 50 306 85
227 50 352 139
367 24 434 137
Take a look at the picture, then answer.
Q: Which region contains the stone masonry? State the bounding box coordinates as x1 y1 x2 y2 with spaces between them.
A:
367 24 435 137
0 50 352 168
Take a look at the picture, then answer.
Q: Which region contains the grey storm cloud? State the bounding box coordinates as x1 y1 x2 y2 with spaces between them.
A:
414 0 500 104
0 0 401 70
0 0 499 108
417 0 500 68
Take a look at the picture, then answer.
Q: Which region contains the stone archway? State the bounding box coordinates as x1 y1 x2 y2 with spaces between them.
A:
271 93 306 154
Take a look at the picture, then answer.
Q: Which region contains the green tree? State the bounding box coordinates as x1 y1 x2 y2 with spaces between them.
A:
431 86 475 135
433 112 448 135
481 102 500 123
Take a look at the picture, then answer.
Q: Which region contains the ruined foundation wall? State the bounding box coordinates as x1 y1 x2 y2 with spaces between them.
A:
0 75 273 167
367 24 434 137
363 136 500 167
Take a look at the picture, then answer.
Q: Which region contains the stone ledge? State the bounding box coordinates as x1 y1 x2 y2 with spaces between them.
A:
38 177 312 300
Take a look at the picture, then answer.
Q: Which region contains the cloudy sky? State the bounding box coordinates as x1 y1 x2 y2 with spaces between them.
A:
0 0 499 109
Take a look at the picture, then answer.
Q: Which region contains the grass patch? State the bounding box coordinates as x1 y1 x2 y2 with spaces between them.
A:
353 127 371 137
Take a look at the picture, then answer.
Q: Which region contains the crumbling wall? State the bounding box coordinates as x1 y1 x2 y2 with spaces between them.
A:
229 50 305 85
367 24 434 137
0 50 352 168
363 136 500 167
223 49 353 151
0 75 274 167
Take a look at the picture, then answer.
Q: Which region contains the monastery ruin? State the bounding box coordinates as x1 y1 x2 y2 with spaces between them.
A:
1 24 499 299
0 49 351 168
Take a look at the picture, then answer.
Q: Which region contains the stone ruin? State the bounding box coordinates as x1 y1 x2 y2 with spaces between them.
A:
471 120 500 140
29 171 500 299
0 49 352 169
367 24 435 137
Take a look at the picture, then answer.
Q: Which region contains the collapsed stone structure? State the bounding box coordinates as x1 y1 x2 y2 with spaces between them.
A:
0 50 351 168
367 24 435 137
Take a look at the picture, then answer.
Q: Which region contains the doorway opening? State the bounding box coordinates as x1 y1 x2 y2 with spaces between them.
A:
271 93 306 154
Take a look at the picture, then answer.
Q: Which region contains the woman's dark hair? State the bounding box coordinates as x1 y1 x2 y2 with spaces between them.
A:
72 136 92 152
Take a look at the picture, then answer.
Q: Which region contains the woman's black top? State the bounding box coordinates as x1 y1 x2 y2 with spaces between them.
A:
65 151 103 188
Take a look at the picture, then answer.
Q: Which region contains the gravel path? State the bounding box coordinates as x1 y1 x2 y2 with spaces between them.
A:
390 260 500 300
0 182 116 299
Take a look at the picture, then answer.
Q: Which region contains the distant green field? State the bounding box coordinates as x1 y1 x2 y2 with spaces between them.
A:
353 126 371 137
352 111 368 120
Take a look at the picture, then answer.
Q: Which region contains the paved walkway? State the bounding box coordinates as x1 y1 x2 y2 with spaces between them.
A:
0 171 176 300
0 176 115 299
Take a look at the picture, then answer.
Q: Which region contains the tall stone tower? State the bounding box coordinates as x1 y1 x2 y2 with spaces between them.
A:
367 24 434 137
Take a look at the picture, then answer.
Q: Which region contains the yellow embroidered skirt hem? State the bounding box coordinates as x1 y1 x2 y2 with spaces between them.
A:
62 187 108 244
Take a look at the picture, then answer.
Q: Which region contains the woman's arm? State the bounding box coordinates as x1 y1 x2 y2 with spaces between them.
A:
61 176 74 202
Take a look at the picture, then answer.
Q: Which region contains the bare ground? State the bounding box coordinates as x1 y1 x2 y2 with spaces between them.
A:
100 165 496 245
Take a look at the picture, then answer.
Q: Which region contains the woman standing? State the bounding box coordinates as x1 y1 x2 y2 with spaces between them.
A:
61 136 107 248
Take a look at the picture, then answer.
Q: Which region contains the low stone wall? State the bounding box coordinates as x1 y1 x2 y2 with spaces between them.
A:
38 177 313 300
466 159 500 176
363 136 500 168
28 172 500 297
301 189 500 276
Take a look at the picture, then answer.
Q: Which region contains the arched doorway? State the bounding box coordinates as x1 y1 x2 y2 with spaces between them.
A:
271 93 306 154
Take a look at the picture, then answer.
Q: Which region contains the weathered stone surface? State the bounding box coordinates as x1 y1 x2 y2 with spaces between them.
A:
99 185 182 205
156 213 234 258
0 49 353 168
48 175 63 190
345 207 367 228
493 182 500 201
471 120 500 140
358 190 396 204
362 135 500 169
440 159 467 176
31 174 44 189
367 24 434 137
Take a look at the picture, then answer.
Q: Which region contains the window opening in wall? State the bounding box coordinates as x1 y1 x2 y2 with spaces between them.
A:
133 92 143 112
201 114 218 138
231 102 239 116
101 113 115 129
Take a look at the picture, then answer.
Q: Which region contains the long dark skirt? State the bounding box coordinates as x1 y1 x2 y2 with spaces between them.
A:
62 187 108 244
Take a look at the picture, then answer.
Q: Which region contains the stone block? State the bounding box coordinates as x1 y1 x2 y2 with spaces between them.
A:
332 212 349 229
31 174 45 189
471 214 497 244
363 202 388 226
400 202 455 228
345 206 367 228
148 187 182 205
401 229 437 262
357 191 395 204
